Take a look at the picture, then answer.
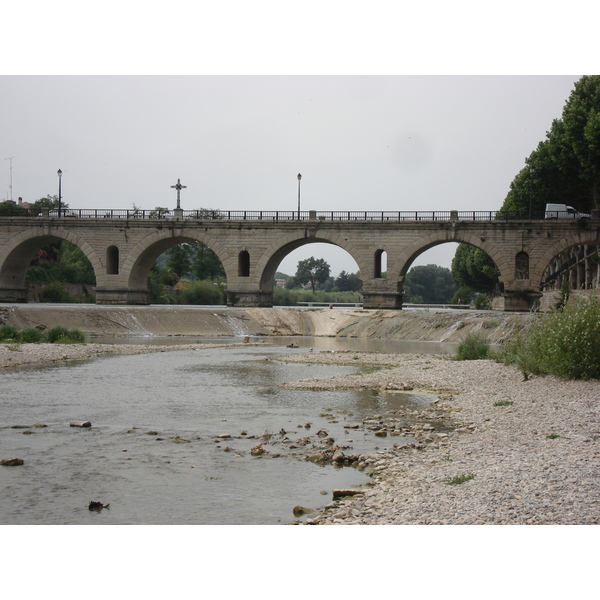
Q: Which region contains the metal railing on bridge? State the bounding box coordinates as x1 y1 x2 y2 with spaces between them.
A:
0 208 544 221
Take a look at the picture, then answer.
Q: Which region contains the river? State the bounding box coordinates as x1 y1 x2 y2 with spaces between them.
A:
1 337 453 525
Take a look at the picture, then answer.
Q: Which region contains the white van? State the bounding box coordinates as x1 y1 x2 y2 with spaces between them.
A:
545 203 591 219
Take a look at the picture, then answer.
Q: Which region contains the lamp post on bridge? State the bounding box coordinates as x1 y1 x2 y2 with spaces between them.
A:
297 173 302 220
57 169 62 218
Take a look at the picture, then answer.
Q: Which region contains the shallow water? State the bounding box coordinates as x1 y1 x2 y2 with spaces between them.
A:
92 333 460 355
0 344 437 525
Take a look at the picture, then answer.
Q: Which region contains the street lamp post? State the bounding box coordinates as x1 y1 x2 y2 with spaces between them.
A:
57 169 62 218
297 173 302 220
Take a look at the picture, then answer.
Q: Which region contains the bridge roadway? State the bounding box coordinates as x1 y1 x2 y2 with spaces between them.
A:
1 209 598 310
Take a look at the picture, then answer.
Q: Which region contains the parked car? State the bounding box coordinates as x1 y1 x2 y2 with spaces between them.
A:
49 209 78 217
545 203 590 219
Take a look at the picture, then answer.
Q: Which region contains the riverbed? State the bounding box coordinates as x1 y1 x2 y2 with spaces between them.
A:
0 342 445 525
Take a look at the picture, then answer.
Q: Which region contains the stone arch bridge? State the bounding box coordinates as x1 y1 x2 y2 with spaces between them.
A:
1 208 598 311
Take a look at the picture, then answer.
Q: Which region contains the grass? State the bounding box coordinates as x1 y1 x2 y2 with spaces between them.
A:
0 324 19 341
445 473 475 485
493 400 514 406
0 324 86 345
546 434 560 439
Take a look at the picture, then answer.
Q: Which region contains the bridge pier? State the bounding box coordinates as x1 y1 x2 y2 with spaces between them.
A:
0 286 28 303
95 287 150 305
226 289 273 308
499 289 543 312
362 291 403 309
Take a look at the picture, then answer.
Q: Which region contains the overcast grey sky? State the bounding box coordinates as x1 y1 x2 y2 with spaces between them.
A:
0 75 581 275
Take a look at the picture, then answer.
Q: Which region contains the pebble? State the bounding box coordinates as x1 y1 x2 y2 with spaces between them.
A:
279 351 600 525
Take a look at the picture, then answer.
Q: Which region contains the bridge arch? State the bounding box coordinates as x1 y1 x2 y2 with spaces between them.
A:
114 229 230 303
391 231 507 291
0 227 101 302
256 230 368 292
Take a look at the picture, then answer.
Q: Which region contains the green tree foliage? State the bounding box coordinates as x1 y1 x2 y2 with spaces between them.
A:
335 270 363 292
285 276 299 290
295 257 331 293
27 241 95 285
163 242 225 281
165 244 191 278
0 194 67 216
451 244 499 297
190 241 225 281
404 264 457 304
0 200 27 215
501 75 600 215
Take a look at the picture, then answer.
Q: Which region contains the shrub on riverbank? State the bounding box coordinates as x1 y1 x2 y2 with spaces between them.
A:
0 324 20 341
455 331 490 360
496 296 600 380
0 325 86 345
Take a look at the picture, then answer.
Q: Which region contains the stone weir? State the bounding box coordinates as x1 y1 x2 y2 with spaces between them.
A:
0 304 536 344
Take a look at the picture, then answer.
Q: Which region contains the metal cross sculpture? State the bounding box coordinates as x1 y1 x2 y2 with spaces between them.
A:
171 178 187 209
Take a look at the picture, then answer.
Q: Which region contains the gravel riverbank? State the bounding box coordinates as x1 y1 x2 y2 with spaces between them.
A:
277 350 600 525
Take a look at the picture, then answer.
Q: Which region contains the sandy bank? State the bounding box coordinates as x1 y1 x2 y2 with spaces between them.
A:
0 303 535 343
275 351 600 525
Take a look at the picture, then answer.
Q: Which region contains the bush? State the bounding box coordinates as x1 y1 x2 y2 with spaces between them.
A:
19 327 45 343
473 294 492 310
176 280 225 305
39 282 73 303
497 296 600 380
0 324 19 341
46 326 69 343
65 329 85 343
455 331 490 360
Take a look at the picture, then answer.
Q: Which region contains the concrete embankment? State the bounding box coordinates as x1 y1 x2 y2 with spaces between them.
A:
0 303 536 343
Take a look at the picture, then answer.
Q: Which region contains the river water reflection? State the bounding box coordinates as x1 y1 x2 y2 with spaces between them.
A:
1 337 452 525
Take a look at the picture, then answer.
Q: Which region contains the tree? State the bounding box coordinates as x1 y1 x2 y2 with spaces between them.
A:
500 75 600 215
27 240 94 285
165 244 191 278
335 270 363 292
163 241 224 282
285 276 299 290
404 264 457 304
295 257 330 293
451 245 499 296
32 195 67 213
0 201 27 216
0 194 68 216
190 241 225 281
